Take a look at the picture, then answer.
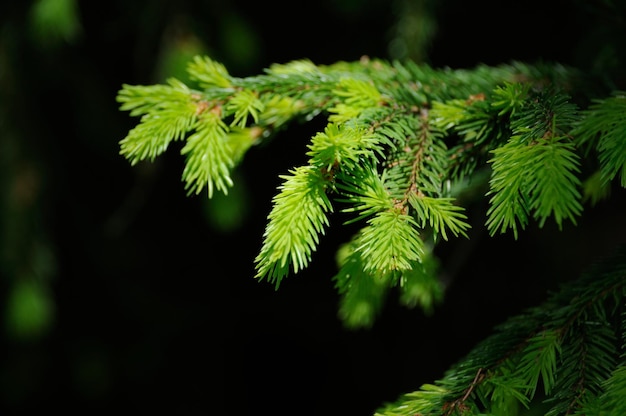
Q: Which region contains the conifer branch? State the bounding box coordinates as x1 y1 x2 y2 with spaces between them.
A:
254 165 333 288
117 79 199 164
397 251 443 314
333 244 389 329
187 55 232 88
112 9 626 410
375 247 626 416
180 110 233 197
486 89 582 237
408 195 469 241
357 209 424 274
117 54 621 331
574 92 626 187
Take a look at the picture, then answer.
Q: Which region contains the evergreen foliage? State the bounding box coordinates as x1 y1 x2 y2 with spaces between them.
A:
117 54 626 414
376 246 626 416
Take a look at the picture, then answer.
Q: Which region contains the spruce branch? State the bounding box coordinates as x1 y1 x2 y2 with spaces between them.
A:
485 138 532 238
546 318 617 416
117 78 194 117
526 137 582 228
591 362 626 414
336 165 395 224
254 165 333 288
408 195 470 241
574 92 626 187
225 89 264 128
353 209 425 276
333 243 389 329
486 90 582 237
329 77 385 123
397 250 443 314
180 110 234 197
117 79 199 164
117 54 601 325
491 82 530 117
187 55 232 88
376 248 626 416
109 8 626 410
477 365 532 414
307 123 382 172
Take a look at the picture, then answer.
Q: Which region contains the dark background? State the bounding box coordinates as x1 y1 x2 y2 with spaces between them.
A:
2 0 626 414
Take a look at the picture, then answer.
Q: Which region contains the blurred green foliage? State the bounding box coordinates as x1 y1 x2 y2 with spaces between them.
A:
29 0 82 47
